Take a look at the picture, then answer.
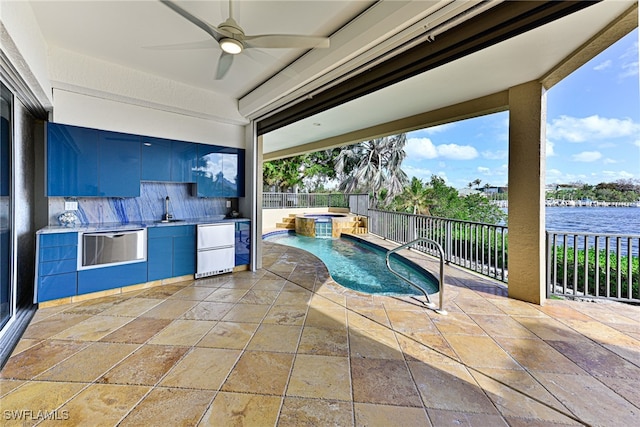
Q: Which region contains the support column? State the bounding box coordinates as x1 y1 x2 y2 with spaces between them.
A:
254 134 264 270
507 81 546 304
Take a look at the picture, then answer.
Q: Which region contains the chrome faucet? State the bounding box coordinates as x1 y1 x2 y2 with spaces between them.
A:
163 196 172 221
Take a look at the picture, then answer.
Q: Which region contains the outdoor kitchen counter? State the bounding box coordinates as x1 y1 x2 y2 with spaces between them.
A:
36 217 250 234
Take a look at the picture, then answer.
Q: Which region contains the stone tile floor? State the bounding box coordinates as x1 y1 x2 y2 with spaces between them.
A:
1 237 639 426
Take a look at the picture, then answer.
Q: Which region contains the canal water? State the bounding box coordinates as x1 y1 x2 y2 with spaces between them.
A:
545 207 640 236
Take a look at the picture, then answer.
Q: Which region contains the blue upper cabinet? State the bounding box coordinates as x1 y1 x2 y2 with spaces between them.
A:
141 138 197 183
141 136 172 182
195 144 245 198
195 144 224 197
98 130 141 197
171 141 197 183
47 122 99 196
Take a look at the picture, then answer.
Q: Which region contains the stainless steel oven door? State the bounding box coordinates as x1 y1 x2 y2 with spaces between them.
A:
80 229 147 269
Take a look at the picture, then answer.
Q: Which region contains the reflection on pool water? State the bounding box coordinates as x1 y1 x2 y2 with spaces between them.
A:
264 232 438 296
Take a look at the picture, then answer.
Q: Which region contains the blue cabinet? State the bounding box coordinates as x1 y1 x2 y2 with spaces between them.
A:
99 130 141 197
47 123 99 196
141 136 172 182
147 225 195 281
47 123 141 197
36 232 78 302
195 144 245 198
78 262 147 295
171 141 198 183
141 138 197 183
235 221 250 266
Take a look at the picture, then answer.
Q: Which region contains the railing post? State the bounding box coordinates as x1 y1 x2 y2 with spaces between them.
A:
446 221 453 263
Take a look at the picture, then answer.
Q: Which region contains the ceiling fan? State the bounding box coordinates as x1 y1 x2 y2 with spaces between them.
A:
160 0 331 79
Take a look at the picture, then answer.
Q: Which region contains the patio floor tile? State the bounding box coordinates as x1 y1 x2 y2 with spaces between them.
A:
286 354 351 400
147 319 215 346
99 317 172 344
246 324 302 353
196 321 259 350
160 347 241 390
118 387 214 426
278 397 354 427
2 237 638 426
354 402 430 426
97 344 188 386
297 325 349 357
35 342 138 383
221 350 294 395
408 360 499 414
351 358 422 407
41 384 149 427
199 391 282 426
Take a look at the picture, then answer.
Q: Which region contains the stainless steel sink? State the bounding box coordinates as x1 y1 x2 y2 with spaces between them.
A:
156 219 185 223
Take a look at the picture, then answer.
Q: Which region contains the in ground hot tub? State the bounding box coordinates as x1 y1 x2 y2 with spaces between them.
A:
295 213 365 238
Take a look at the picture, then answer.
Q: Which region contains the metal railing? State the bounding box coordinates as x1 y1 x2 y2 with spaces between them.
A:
386 238 447 314
547 231 640 302
369 209 508 283
262 192 368 210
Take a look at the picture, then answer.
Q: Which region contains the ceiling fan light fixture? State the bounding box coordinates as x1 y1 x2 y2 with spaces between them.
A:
220 38 243 54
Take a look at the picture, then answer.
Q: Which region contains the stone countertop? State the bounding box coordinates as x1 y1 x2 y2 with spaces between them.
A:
37 217 250 234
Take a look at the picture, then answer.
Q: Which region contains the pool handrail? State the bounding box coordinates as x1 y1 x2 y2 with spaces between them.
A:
385 238 447 315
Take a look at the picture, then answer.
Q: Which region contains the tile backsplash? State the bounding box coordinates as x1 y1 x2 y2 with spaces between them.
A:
48 182 230 225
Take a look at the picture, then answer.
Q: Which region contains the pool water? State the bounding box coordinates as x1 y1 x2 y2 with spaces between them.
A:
265 233 438 296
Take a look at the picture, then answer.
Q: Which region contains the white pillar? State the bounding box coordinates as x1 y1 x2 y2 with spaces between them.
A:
507 81 546 304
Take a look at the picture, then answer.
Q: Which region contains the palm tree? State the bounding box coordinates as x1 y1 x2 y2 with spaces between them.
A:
335 134 408 207
395 177 433 215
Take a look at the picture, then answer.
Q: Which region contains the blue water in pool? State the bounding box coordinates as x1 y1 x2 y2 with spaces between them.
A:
265 233 438 296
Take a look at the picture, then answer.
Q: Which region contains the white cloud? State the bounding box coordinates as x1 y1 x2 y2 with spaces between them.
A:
603 158 617 164
619 41 639 79
601 170 635 179
593 59 612 71
403 165 433 181
547 115 640 143
571 151 602 162
437 144 478 160
406 137 478 160
620 60 639 79
476 164 508 179
481 150 507 160
546 140 555 157
422 122 456 135
406 137 438 159
635 140 640 148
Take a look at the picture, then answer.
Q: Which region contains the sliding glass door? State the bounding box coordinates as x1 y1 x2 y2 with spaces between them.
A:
0 82 12 329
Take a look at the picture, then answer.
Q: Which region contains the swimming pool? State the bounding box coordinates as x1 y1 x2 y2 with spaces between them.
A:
264 232 438 296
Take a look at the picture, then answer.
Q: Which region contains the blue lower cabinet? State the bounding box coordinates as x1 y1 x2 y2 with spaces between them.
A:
147 225 195 280
38 273 77 302
147 237 173 281
173 235 196 276
36 232 78 303
77 262 147 295
235 221 250 266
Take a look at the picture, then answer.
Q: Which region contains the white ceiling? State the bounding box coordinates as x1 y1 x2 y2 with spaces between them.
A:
29 0 374 99
26 0 636 154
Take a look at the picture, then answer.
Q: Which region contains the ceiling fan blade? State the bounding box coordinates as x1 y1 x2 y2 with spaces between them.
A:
159 0 229 41
243 35 330 49
216 52 234 80
144 40 217 51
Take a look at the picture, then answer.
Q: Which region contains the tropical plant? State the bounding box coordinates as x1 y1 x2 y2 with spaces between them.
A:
335 134 408 207
392 177 433 215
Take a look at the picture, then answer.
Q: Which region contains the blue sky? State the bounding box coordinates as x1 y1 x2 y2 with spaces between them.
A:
403 28 639 190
